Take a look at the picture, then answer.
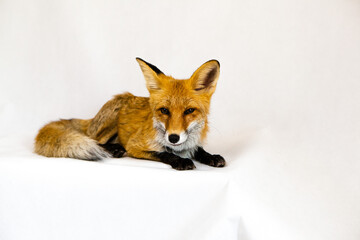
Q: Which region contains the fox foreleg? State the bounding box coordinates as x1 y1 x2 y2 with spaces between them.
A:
155 151 196 170
193 147 226 167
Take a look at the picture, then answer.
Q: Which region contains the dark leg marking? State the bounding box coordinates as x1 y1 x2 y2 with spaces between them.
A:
155 152 195 170
194 147 226 167
107 133 119 143
100 143 126 158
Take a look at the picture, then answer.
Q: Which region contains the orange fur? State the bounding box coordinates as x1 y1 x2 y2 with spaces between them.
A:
34 58 220 163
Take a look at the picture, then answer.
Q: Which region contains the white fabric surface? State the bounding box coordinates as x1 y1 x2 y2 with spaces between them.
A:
1 0 360 239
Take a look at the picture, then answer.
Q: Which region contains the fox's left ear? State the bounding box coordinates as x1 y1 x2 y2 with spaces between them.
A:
136 57 164 92
190 60 220 96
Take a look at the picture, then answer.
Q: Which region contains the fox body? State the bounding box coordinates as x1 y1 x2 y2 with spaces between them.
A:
35 58 225 170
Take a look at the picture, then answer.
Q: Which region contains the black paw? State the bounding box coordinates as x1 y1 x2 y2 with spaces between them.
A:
170 158 196 170
202 154 226 167
194 147 226 168
100 143 126 158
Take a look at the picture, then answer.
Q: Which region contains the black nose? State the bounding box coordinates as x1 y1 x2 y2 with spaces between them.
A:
168 134 180 144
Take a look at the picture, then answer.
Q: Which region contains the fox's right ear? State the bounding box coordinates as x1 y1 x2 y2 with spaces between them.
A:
136 58 164 92
190 59 220 96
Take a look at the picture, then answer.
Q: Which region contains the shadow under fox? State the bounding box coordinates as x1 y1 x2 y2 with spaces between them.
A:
35 58 225 170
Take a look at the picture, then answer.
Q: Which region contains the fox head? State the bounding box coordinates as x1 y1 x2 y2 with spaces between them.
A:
136 58 220 155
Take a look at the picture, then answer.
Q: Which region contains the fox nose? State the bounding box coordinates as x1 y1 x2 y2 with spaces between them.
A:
168 134 180 144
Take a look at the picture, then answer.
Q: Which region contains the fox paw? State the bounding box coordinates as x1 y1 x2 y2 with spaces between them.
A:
100 143 126 158
203 154 226 167
170 158 196 170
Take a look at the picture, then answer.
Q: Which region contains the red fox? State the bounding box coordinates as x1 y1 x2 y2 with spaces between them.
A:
34 58 225 170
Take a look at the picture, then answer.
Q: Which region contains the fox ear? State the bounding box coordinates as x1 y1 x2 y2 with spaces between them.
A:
136 58 164 92
190 60 220 95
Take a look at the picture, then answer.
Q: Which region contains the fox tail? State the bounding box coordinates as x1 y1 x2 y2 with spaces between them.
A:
34 119 111 160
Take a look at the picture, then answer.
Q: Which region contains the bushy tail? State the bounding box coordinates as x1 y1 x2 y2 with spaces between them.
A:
34 119 111 160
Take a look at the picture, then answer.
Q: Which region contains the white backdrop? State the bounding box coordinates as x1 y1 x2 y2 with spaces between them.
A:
1 0 360 240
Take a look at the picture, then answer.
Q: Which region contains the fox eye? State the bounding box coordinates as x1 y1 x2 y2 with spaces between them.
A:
184 108 195 115
160 108 170 115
